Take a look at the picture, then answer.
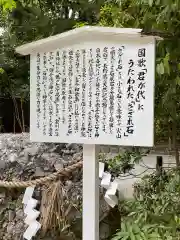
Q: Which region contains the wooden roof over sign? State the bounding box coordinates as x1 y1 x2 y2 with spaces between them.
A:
16 26 162 56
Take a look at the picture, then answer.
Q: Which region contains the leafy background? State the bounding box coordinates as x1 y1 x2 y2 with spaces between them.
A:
1 0 180 239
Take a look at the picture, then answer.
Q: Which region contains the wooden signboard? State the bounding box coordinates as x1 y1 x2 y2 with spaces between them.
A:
16 26 157 240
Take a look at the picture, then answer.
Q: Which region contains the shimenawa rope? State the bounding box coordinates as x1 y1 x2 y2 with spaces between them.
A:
0 159 83 188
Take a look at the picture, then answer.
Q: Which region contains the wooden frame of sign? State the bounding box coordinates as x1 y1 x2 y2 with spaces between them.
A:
16 26 159 240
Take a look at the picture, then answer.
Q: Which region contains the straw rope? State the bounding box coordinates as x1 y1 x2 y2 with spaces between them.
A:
0 159 83 188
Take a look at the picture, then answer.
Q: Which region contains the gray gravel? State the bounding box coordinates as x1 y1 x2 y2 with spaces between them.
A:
0 133 110 240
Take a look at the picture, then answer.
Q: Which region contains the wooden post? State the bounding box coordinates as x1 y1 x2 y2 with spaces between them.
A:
83 144 99 240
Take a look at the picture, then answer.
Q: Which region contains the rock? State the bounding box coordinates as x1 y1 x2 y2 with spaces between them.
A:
66 143 80 151
62 149 76 154
51 144 66 153
0 198 4 204
13 221 24 235
8 153 17 163
63 155 73 162
0 133 112 240
100 222 111 239
18 152 29 164
41 152 51 161
0 160 5 169
15 209 24 220
34 167 45 177
54 163 63 171
0 192 5 199
7 222 15 234
41 152 60 166
44 167 49 171
24 146 39 156
3 222 7 228
73 152 82 161
8 210 15 222
66 205 80 222
0 140 4 149
66 180 73 190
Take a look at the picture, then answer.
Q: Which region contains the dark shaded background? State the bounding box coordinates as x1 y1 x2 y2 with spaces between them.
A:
0 97 30 133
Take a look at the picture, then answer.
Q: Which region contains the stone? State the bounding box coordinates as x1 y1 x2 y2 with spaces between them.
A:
0 133 113 240
54 158 66 167
100 222 111 239
73 152 82 161
63 155 73 162
66 205 79 222
66 180 73 190
54 163 63 171
3 222 7 228
0 140 4 149
52 144 66 153
0 192 5 199
0 160 5 169
62 149 76 154
41 152 51 161
66 143 80 151
7 222 15 234
34 167 45 177
14 221 24 235
15 209 24 220
41 152 59 166
24 146 39 156
18 153 29 164
8 210 15 221
8 153 17 163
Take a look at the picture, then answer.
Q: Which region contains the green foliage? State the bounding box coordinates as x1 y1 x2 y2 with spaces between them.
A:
0 0 104 98
0 0 16 13
98 0 180 144
134 169 180 218
101 149 147 176
111 169 180 239
0 68 4 74
73 21 89 28
112 222 160 240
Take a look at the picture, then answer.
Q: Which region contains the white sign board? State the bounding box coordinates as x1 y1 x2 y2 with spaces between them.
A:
30 41 155 146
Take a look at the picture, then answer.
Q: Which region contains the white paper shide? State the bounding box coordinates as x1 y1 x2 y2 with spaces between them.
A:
23 187 41 240
99 162 118 208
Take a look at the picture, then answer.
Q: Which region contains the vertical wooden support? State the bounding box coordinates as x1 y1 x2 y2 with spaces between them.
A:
83 144 99 240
